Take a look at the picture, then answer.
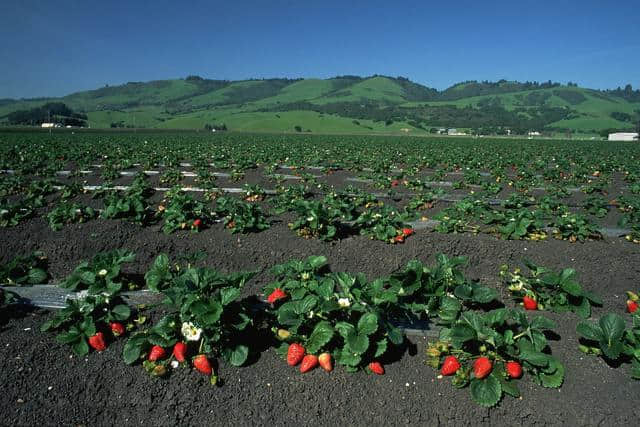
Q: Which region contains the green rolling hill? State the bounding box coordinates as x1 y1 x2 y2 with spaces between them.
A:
1 75 638 136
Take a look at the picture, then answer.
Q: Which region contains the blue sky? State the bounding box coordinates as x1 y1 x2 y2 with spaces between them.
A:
1 0 639 98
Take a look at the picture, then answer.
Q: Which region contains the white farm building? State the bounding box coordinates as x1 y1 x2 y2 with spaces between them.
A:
608 132 638 141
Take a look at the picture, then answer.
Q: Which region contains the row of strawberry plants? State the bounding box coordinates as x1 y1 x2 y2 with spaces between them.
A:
4 167 638 244
5 249 640 407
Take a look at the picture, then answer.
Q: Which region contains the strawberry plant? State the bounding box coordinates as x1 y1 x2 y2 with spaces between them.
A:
102 175 154 224
369 255 498 323
59 249 136 294
159 168 183 185
288 199 344 241
242 184 266 202
0 198 36 227
270 184 312 213
47 202 96 231
354 205 411 243
492 209 546 240
124 255 256 382
0 251 48 285
583 195 609 218
551 212 601 242
501 261 602 318
577 313 640 379
40 250 135 355
214 196 269 233
404 192 438 214
159 188 210 234
263 256 404 372
427 309 565 406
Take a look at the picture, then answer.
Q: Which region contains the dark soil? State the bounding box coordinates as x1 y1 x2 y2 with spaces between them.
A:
2 165 640 425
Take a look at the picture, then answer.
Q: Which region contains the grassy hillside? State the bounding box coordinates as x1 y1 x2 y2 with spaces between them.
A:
1 75 638 136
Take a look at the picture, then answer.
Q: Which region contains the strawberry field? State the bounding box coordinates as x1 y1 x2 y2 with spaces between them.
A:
1 130 640 425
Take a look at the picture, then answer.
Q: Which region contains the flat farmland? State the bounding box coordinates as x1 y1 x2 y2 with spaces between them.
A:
1 131 640 425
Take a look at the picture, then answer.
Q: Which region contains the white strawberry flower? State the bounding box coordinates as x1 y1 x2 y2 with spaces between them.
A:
338 298 351 308
181 322 202 342
98 269 108 277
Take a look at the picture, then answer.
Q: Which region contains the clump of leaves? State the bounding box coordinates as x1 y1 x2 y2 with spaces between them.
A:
214 196 270 233
0 198 36 227
577 313 640 379
159 188 209 234
370 254 498 324
40 250 136 356
270 184 312 214
159 168 183 185
288 199 345 241
427 309 565 407
124 254 256 381
242 184 266 202
0 251 48 285
355 205 410 243
583 195 609 218
47 202 96 231
501 261 602 318
551 212 601 242
263 256 405 372
102 176 154 224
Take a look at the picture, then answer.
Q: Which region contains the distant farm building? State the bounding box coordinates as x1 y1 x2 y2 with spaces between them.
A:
528 131 541 137
41 123 56 128
447 128 467 136
608 132 638 141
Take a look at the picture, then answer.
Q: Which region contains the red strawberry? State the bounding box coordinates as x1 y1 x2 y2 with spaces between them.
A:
368 361 384 375
88 332 107 352
300 354 319 373
193 354 213 375
523 296 537 310
148 345 166 361
109 322 125 337
318 352 332 372
193 218 202 228
473 357 492 379
173 342 188 363
440 355 461 376
401 228 414 237
394 235 405 244
287 343 305 366
627 300 639 313
505 361 522 379
391 180 399 187
267 288 287 305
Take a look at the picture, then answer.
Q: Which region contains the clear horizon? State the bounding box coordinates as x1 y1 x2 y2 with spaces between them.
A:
2 0 639 99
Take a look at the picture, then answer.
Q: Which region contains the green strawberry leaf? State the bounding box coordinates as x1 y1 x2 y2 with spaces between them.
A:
122 335 146 364
576 320 603 341
71 339 89 356
573 297 590 319
226 345 249 367
470 375 502 407
472 286 498 304
501 379 521 398
111 304 131 321
537 358 565 388
306 321 334 354
345 331 369 354
374 338 388 358
27 268 47 284
357 313 378 336
336 348 361 367
220 287 241 306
